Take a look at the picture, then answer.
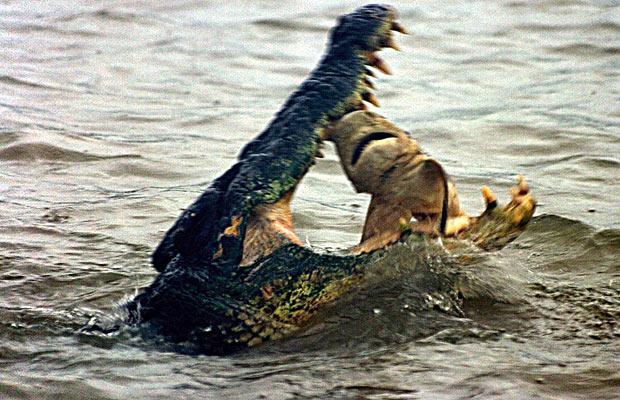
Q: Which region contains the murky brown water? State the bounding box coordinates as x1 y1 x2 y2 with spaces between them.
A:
1 1 619 399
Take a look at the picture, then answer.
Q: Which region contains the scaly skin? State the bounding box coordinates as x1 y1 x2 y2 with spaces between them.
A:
125 5 536 354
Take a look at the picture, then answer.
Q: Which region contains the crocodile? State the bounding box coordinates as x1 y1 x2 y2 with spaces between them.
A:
125 4 536 355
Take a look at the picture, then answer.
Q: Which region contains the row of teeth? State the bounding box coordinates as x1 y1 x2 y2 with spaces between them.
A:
317 21 408 158
359 21 408 109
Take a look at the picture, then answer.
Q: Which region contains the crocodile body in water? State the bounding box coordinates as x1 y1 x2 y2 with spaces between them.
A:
124 4 536 355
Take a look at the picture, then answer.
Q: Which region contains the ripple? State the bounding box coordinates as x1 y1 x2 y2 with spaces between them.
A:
104 161 188 179
518 154 584 168
0 142 141 162
578 156 620 169
4 22 103 38
0 132 20 146
461 56 528 66
252 18 326 33
109 112 173 124
55 8 156 25
520 214 595 243
513 21 620 33
92 9 144 22
530 282 620 340
546 43 620 57
0 75 62 91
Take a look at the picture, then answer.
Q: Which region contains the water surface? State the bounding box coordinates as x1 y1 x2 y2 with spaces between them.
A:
1 1 619 399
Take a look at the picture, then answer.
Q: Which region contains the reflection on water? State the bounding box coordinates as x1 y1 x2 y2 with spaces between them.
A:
1 0 619 398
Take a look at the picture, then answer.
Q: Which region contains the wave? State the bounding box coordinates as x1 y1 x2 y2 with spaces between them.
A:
3 22 103 38
519 214 620 254
252 18 327 33
546 43 620 57
0 142 141 162
0 75 62 91
513 21 620 33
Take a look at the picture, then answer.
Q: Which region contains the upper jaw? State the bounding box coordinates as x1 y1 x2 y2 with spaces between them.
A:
319 9 407 140
355 15 408 113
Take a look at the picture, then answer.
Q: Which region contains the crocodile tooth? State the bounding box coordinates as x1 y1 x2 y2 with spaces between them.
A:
391 21 408 34
365 67 376 78
373 57 392 75
365 52 392 75
363 77 375 89
386 37 401 51
315 142 325 158
362 92 380 107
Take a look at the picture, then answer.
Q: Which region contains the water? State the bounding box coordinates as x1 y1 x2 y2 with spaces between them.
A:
1 0 619 398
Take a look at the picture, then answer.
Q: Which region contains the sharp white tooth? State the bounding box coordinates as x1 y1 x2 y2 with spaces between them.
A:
365 52 392 75
391 21 408 34
362 92 380 107
387 38 401 51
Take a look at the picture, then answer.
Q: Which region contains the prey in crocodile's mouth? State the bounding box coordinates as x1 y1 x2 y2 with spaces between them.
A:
326 111 537 254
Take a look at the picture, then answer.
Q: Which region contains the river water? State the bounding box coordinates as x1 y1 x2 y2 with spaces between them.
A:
1 1 619 399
